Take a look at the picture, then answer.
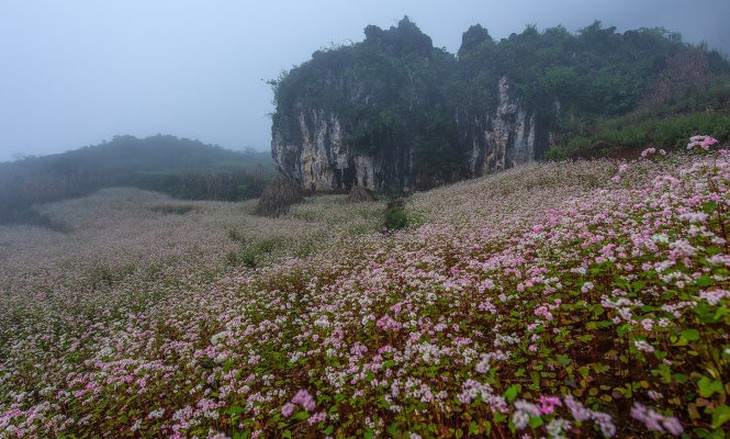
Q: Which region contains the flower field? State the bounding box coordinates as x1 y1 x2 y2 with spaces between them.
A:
0 142 728 438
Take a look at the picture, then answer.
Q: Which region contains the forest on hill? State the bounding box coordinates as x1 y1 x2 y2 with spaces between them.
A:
271 18 730 188
0 135 276 227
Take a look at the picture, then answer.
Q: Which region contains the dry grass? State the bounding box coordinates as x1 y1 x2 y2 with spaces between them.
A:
254 175 304 217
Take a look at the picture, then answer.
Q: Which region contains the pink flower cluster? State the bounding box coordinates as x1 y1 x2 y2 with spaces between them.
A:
281 389 317 417
687 135 719 151
630 402 683 436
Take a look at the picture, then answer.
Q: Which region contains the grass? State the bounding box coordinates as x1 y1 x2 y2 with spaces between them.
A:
0 142 728 438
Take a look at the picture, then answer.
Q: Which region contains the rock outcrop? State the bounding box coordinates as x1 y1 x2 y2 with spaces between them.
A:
271 76 547 193
466 76 540 177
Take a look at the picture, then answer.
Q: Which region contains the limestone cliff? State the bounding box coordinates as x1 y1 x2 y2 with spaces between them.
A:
466 76 541 177
271 76 547 192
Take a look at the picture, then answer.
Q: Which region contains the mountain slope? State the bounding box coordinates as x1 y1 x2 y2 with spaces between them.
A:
0 138 727 437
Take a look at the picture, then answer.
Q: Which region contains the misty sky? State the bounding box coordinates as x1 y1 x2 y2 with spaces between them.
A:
1 0 728 163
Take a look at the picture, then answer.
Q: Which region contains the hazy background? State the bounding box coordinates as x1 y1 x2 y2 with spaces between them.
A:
1 0 727 163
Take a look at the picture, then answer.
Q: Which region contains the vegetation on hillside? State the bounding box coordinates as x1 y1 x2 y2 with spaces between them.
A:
1 137 727 438
0 135 276 226
272 17 730 181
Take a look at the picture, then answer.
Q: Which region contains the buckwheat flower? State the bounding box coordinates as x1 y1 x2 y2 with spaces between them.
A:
563 395 590 422
662 416 684 436
546 418 570 438
651 234 669 244
581 282 594 294
634 340 655 353
148 408 165 419
640 318 654 331
538 396 562 415
678 212 708 223
647 390 663 401
640 147 656 158
307 411 326 425
630 402 683 436
699 288 729 306
291 389 316 412
511 410 530 430
570 267 587 275
281 402 296 417
514 400 541 417
130 418 143 432
592 412 616 437
706 254 730 267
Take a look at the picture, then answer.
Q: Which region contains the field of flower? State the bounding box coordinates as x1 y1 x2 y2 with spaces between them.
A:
0 139 728 438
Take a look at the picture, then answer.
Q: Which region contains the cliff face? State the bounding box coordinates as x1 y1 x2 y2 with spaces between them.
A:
467 76 540 177
271 76 546 192
271 110 413 192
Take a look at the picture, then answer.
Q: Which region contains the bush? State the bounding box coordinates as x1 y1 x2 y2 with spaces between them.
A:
382 198 410 232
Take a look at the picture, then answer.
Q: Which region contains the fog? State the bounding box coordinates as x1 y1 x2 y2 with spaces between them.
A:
1 0 727 162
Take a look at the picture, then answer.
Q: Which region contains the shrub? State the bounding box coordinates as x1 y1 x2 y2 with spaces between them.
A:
382 198 410 232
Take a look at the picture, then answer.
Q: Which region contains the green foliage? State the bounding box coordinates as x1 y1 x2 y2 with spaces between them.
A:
547 110 730 158
0 135 275 225
272 18 729 179
227 234 288 268
382 198 410 232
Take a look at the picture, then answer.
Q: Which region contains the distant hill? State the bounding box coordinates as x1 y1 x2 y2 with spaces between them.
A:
0 134 276 227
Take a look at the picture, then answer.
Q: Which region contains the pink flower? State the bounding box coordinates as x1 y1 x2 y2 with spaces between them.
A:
281 402 296 417
538 395 562 415
307 411 326 425
630 402 683 436
291 389 316 412
687 135 719 151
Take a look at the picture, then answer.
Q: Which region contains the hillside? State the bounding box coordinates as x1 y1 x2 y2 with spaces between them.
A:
0 137 727 437
0 135 276 226
270 18 730 192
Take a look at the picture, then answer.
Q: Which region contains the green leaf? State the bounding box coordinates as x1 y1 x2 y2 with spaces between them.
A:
681 329 701 341
483 421 492 436
364 428 374 439
225 406 246 415
698 376 724 398
703 200 718 214
469 421 480 435
387 423 401 436
529 416 544 428
292 411 309 421
695 276 714 287
711 404 730 429
505 384 521 402
323 425 334 435
382 360 396 369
